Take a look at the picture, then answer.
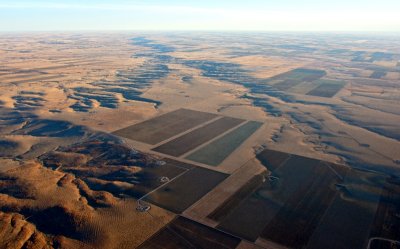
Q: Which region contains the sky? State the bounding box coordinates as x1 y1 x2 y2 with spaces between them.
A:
0 0 399 32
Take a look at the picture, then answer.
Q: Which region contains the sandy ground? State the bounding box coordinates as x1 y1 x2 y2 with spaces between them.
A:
0 159 22 173
0 161 175 249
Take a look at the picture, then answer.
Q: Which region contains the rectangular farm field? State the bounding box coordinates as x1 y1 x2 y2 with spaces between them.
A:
256 149 291 172
152 116 244 157
145 166 228 213
127 159 193 198
216 152 349 243
305 169 383 249
186 121 263 166
207 173 265 222
112 109 218 144
306 80 346 98
370 70 387 79
138 216 241 249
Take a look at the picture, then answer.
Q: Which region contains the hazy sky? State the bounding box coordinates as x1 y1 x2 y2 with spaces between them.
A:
0 0 399 31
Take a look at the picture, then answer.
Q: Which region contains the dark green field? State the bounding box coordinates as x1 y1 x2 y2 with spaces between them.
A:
362 177 400 249
207 173 266 222
129 159 192 197
370 70 387 79
217 155 336 242
266 68 347 98
145 166 228 213
259 160 341 248
305 169 383 249
273 79 304 91
152 116 244 157
186 121 263 166
306 79 346 98
271 68 327 91
256 149 291 172
213 149 388 248
112 109 218 144
138 216 241 249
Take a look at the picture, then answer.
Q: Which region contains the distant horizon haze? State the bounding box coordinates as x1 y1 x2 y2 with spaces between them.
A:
0 0 399 32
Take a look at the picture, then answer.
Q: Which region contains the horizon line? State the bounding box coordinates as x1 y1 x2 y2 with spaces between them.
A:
1 29 400 34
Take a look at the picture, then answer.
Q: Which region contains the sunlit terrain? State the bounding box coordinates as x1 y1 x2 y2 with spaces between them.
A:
0 32 400 249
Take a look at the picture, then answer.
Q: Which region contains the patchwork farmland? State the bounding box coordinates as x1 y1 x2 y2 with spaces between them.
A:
264 68 347 98
199 149 396 248
1 32 400 249
114 109 264 167
186 121 263 166
113 109 218 145
153 116 245 157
